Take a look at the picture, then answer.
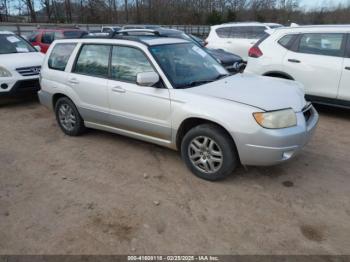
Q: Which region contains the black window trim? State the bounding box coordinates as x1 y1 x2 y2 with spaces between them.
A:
277 34 299 50
48 43 78 71
346 33 350 58
292 32 347 58
71 43 165 88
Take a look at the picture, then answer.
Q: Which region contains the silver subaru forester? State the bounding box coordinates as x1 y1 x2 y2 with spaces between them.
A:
38 35 318 181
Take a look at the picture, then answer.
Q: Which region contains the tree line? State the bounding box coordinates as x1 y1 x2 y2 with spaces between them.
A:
1 0 350 25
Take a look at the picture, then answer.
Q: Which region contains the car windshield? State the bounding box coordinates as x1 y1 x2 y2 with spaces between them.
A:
150 43 229 89
0 34 36 54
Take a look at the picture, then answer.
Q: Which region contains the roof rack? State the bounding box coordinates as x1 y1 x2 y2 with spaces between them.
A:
81 29 173 46
112 29 161 37
81 33 154 46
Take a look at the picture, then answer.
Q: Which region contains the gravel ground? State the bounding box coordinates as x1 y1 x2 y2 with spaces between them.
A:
0 96 349 255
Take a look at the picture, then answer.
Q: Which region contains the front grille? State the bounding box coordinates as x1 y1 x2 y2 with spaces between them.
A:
16 66 41 76
302 103 313 122
16 79 40 89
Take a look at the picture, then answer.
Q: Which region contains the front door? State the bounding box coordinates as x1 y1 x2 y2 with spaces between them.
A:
283 33 345 99
338 35 350 101
107 45 172 141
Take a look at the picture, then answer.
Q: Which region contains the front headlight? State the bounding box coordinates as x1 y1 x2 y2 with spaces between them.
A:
253 109 297 129
0 66 12 77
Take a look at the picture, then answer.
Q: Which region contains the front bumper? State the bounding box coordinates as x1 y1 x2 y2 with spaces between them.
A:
0 78 40 97
236 105 319 166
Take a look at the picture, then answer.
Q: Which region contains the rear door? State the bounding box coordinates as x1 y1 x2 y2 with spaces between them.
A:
282 33 345 99
68 44 111 124
337 34 350 101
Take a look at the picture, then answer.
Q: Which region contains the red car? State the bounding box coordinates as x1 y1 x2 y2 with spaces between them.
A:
28 29 87 53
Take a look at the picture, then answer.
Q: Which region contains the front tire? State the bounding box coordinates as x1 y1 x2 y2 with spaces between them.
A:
181 124 239 181
55 97 86 136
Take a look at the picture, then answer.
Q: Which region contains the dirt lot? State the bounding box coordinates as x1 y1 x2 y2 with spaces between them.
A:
0 96 349 255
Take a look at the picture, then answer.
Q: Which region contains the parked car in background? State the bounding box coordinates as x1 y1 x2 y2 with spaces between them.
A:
117 28 246 73
0 31 44 97
39 36 318 181
185 33 246 73
205 22 282 59
245 25 350 108
28 28 87 53
101 26 122 33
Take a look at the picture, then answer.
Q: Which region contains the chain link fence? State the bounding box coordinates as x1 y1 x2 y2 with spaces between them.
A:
0 23 211 37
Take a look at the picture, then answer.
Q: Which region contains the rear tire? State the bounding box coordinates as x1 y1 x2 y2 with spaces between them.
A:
55 97 86 136
181 124 239 181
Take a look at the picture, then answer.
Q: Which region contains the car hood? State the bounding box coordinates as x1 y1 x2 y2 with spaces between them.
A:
206 48 243 64
0 52 45 70
183 74 306 112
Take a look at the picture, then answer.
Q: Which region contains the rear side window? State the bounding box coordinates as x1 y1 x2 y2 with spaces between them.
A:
278 34 296 50
42 32 54 44
48 43 77 71
74 44 110 78
111 46 154 83
298 33 344 57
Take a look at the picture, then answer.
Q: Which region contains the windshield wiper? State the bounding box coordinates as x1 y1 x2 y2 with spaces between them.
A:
176 79 214 89
215 74 230 80
176 74 230 89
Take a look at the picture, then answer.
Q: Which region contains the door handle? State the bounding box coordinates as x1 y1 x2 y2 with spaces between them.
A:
112 86 126 93
227 41 232 44
288 59 301 63
345 67 350 70
68 78 79 84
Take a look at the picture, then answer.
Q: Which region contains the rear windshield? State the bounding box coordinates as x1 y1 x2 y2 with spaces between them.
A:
0 34 36 54
216 26 267 39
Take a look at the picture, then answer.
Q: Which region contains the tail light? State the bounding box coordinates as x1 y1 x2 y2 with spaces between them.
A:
249 46 263 58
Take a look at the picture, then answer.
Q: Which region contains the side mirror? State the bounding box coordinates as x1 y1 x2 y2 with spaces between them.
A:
34 45 41 52
136 72 160 87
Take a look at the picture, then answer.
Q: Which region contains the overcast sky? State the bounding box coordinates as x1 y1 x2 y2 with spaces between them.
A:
300 0 349 8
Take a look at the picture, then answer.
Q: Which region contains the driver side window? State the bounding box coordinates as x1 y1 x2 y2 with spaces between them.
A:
111 46 155 83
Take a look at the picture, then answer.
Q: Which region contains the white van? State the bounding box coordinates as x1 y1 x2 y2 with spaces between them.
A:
205 22 282 59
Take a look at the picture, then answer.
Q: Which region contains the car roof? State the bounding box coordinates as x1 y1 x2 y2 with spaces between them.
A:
212 22 268 28
272 24 350 33
0 31 14 35
54 36 189 47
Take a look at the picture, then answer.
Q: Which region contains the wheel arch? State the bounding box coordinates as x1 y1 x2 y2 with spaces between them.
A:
52 93 69 109
175 117 240 161
263 71 294 80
